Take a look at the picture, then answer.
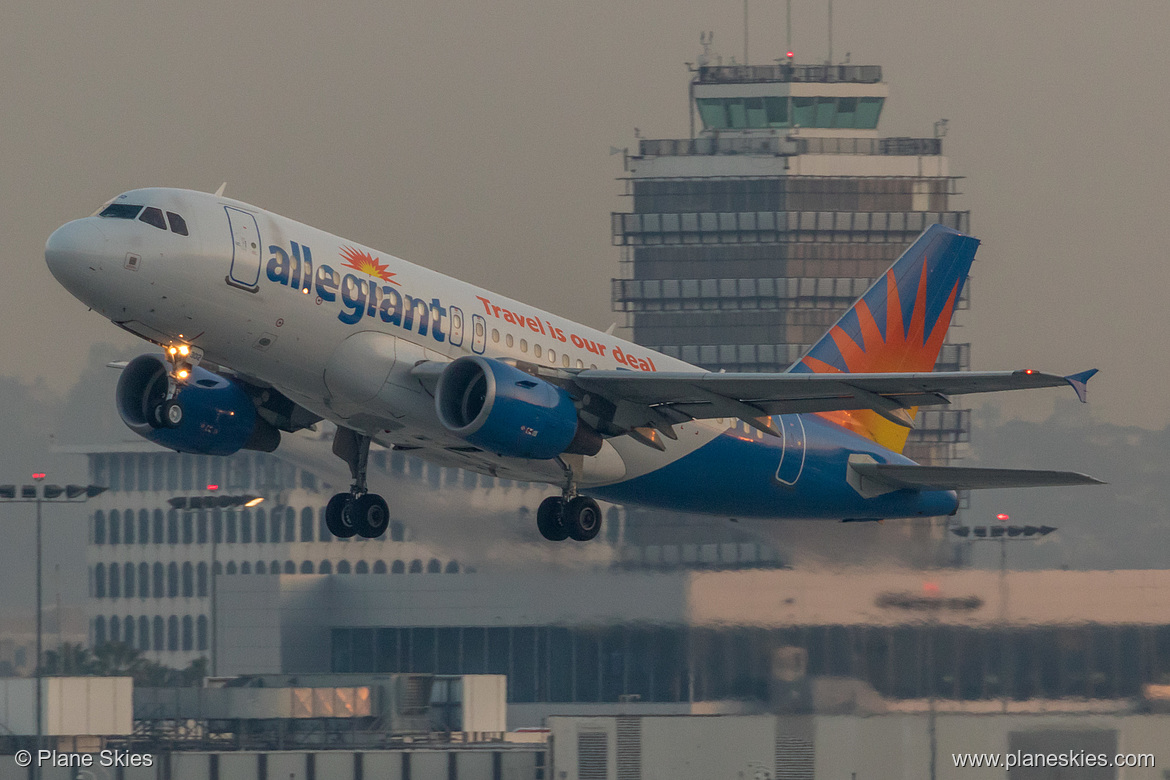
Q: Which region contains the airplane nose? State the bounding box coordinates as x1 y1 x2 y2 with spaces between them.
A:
45 218 108 287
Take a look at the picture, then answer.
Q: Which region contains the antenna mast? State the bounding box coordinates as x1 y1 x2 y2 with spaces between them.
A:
743 0 749 65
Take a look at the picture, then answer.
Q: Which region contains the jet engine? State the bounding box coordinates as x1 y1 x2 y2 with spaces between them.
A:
116 354 279 455
435 356 600 459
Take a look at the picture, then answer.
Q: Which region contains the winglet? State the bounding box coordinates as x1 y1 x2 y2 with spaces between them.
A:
1064 369 1098 403
214 182 227 197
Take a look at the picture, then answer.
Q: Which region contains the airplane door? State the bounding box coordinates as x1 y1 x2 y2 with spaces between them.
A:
471 314 486 354
775 414 806 485
448 306 465 348
224 206 262 291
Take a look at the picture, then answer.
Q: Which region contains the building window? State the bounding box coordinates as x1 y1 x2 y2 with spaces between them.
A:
445 561 460 574
94 563 106 598
123 456 136 493
108 510 120 545
94 616 106 645
122 615 134 647
180 454 193 492
152 455 165 491
212 510 223 544
255 509 267 543
300 560 314 574
153 563 164 598
197 563 208 597
373 560 387 574
182 563 194 597
182 512 193 545
226 511 238 544
152 510 164 544
270 511 282 543
108 564 121 599
123 510 134 544
270 559 280 574
94 511 106 545
197 615 208 651
240 561 251 574
284 508 295 542
153 616 164 651
283 560 295 574
319 560 332 574
409 560 423 573
109 616 122 644
138 510 149 545
255 561 266 575
427 559 441 574
197 512 208 545
240 510 253 543
167 563 179 598
167 616 179 651
391 560 405 574
167 510 179 545
336 560 351 574
226 562 237 575
319 509 332 543
301 508 314 542
181 616 193 651
108 456 121 493
355 561 369 574
138 563 149 599
138 616 150 651
124 564 135 598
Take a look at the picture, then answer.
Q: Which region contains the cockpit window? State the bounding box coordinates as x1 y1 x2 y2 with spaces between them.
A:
166 212 189 236
98 203 143 219
139 207 167 230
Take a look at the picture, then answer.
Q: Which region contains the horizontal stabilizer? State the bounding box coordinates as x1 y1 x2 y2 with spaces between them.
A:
850 462 1104 493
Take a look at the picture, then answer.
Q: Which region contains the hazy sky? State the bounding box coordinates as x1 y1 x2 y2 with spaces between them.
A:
3 1 1168 428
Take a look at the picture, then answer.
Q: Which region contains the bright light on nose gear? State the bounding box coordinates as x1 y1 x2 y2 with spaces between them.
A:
178 345 190 356
177 369 189 379
168 347 178 355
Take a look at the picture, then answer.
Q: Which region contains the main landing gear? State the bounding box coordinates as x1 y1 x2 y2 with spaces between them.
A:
536 458 602 542
325 428 390 539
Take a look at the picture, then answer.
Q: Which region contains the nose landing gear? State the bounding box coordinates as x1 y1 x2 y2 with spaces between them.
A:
148 343 201 429
325 427 391 539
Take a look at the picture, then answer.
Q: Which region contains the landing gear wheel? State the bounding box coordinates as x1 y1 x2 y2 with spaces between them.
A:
325 493 358 539
536 496 569 541
162 399 183 428
351 493 390 539
564 496 602 542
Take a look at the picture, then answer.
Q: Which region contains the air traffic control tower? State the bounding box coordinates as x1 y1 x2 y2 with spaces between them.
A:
612 57 970 466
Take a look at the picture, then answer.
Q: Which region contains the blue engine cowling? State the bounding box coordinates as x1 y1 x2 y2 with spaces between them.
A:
116 354 279 455
435 356 592 459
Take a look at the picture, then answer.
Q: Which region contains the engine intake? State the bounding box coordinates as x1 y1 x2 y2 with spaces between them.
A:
435 356 599 459
116 354 279 455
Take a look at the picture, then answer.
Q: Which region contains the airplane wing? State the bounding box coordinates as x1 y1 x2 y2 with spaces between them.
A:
569 368 1097 442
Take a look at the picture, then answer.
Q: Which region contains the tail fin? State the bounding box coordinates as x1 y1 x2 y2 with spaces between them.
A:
789 223 978 452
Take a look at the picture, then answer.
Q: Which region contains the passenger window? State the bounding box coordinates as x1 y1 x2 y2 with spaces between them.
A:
576 359 584 368
139 207 167 230
99 203 143 219
166 212 189 236
548 349 556 363
506 334 514 348
563 354 571 368
520 339 528 353
534 344 542 358
491 329 500 343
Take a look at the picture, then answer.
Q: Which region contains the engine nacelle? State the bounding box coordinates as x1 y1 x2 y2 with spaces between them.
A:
116 354 279 455
435 356 599 459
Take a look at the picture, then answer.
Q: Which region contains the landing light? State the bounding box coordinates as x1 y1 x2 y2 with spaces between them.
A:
168 347 178 355
303 288 310 294
244 497 265 507
177 369 189 379
178 345 190 357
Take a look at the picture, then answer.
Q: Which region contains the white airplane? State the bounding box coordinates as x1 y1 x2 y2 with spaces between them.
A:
45 187 1100 542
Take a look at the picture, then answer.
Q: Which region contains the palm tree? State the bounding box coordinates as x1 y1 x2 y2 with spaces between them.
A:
38 643 96 676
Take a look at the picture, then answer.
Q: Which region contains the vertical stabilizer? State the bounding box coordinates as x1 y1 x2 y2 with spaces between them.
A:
789 223 978 452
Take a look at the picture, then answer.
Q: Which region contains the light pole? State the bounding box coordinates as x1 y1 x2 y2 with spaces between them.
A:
950 515 1057 711
168 491 263 677
0 478 107 780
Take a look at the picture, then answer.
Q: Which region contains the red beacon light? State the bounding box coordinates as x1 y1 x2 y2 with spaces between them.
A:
786 51 794 59
206 484 219 491
996 513 1010 522
32 473 46 480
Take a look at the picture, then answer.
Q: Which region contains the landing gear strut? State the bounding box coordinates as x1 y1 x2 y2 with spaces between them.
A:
325 427 391 539
535 459 602 542
148 342 202 430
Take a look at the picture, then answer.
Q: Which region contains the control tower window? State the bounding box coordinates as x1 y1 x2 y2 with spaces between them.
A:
99 203 144 220
166 212 189 236
139 207 167 230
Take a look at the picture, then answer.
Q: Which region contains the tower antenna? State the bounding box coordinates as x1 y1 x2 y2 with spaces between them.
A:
827 0 833 65
743 0 749 66
786 0 792 58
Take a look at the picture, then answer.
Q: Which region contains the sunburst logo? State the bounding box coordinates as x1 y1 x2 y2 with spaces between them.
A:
801 258 961 452
339 246 399 285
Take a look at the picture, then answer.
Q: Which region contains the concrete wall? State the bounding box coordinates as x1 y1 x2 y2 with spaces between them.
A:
0 749 542 780
0 677 132 736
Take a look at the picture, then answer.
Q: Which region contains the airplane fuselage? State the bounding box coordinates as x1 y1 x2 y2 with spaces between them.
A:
46 187 957 521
